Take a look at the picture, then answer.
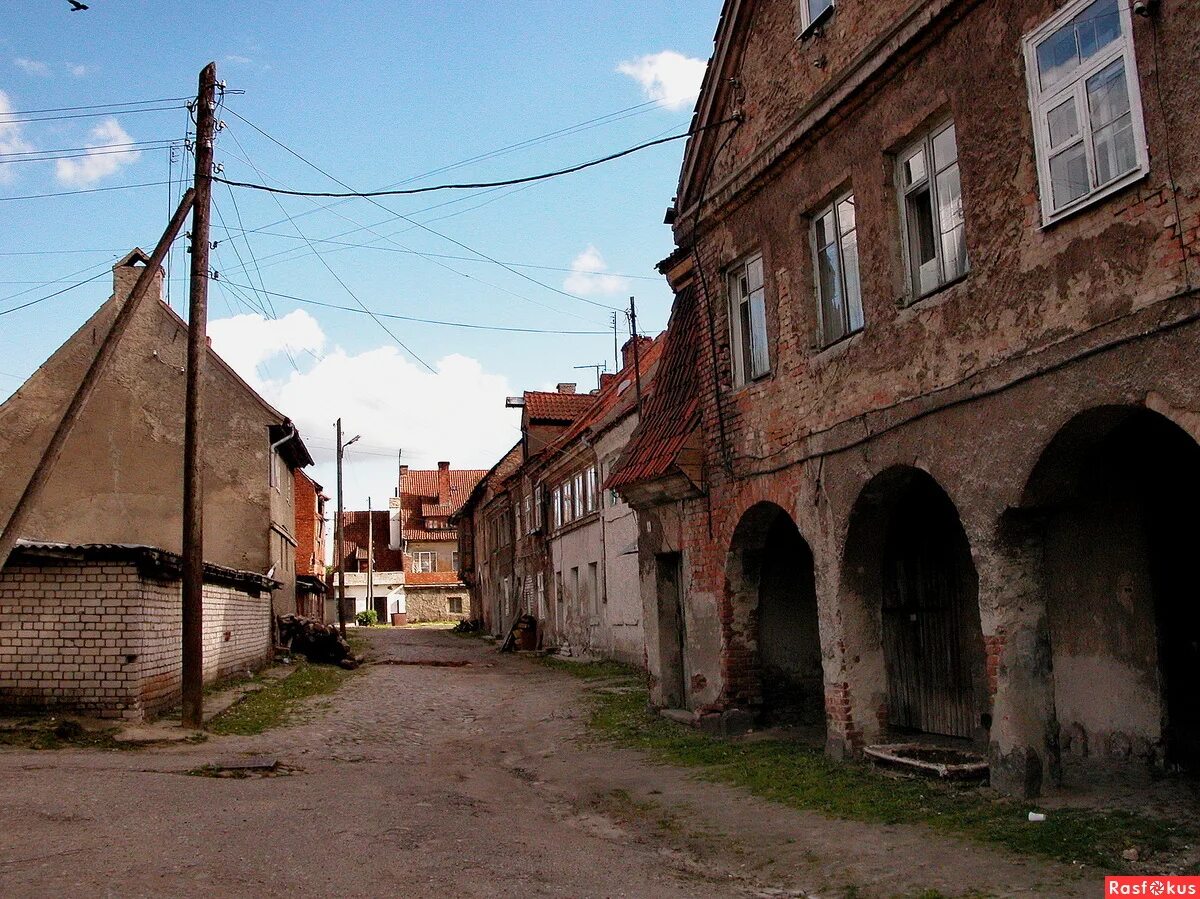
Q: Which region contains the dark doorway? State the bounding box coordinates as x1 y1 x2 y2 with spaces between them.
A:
1027 408 1200 772
656 553 687 709
726 503 823 729
880 477 985 739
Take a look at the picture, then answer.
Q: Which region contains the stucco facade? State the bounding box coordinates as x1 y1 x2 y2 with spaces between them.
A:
0 252 312 614
611 0 1200 796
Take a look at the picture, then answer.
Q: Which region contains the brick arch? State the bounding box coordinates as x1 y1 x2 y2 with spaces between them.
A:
833 465 988 750
720 501 823 731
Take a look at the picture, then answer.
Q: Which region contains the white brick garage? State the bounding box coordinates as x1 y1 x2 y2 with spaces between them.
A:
0 542 278 720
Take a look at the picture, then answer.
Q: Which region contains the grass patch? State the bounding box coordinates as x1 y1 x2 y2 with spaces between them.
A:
208 659 355 736
536 655 643 682
571 681 1186 872
0 719 130 751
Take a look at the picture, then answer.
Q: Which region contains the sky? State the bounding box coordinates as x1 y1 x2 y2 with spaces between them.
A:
0 1 722 511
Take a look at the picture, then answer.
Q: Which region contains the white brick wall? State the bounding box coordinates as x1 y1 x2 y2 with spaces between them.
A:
0 560 272 720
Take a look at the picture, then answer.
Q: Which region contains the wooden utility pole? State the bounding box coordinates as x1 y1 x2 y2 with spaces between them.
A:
628 296 643 411
0 190 195 573
336 419 347 638
180 61 218 729
611 312 620 375
367 496 374 623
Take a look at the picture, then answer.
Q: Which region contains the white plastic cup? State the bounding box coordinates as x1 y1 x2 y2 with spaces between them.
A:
1028 812 1047 822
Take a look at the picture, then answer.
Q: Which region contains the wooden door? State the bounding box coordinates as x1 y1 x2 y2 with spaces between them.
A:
881 502 980 739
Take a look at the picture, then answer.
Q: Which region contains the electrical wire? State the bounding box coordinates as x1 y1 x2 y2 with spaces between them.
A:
0 96 192 117
218 280 611 334
221 108 629 313
0 270 109 317
0 144 177 165
0 105 187 125
0 181 172 201
214 120 737 200
0 138 178 158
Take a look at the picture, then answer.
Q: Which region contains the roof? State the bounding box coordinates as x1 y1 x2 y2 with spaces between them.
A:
538 335 665 466
397 466 487 542
523 390 596 423
6 540 282 593
296 574 328 595
606 285 701 491
420 502 456 517
452 442 524 523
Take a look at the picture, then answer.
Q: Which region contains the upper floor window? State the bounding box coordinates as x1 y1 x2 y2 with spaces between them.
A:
728 253 769 387
799 0 834 33
1024 0 1146 224
898 121 967 298
413 551 434 573
813 192 864 347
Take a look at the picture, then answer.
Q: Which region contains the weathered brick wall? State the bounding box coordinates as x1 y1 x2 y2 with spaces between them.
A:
0 560 272 720
0 562 142 719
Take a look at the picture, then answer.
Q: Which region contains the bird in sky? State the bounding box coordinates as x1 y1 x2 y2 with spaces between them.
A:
68 0 89 10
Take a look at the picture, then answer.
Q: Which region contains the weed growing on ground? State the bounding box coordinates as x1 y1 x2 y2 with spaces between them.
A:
548 663 1186 873
208 660 355 736
0 719 131 751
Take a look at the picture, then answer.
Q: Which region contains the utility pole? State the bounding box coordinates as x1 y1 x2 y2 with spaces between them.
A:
335 419 360 638
367 496 374 623
573 362 607 392
180 61 217 730
611 312 621 375
628 296 643 411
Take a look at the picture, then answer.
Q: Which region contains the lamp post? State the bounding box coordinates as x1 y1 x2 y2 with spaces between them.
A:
335 420 361 639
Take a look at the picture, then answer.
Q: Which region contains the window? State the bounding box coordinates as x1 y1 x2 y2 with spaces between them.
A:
812 192 864 346
269 450 283 491
585 466 598 514
898 121 967 298
555 570 564 604
1024 0 1146 223
727 254 769 387
413 551 434 573
533 484 544 529
448 596 464 615
523 494 532 533
552 486 562 529
573 472 585 519
452 551 459 571
588 562 600 612
799 0 833 33
570 567 580 605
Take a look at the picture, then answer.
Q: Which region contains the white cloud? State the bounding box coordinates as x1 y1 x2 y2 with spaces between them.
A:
224 55 253 66
14 57 49 77
66 63 89 77
616 50 707 111
208 309 326 377
0 89 33 184
208 311 518 491
54 117 140 186
563 245 630 297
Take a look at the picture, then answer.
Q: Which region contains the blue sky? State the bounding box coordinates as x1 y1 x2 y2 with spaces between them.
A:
0 1 721 509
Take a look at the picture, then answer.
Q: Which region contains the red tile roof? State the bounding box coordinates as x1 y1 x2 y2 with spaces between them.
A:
523 390 596 423
539 334 666 463
398 467 487 542
606 284 701 491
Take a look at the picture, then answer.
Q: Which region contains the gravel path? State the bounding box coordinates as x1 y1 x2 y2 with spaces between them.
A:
0 628 1093 898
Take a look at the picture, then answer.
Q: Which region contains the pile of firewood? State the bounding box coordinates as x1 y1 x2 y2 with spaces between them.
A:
276 615 360 669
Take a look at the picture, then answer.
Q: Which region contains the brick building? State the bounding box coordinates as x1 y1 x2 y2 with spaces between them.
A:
293 470 328 619
609 0 1200 796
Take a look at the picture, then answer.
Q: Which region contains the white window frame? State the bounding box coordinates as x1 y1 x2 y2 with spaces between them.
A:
413 551 434 573
1023 0 1148 226
812 190 864 347
572 472 585 519
897 120 968 300
533 484 544 529
551 486 562 530
727 253 769 388
584 466 598 514
798 0 834 34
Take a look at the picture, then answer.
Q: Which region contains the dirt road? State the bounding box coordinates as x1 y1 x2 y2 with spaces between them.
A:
0 628 1092 898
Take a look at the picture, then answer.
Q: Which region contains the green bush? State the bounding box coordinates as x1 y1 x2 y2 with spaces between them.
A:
355 609 378 627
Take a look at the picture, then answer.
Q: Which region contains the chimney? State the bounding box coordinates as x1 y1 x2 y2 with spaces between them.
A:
398 464 409 498
111 248 163 308
438 461 450 503
556 383 576 394
599 373 616 390
621 335 653 371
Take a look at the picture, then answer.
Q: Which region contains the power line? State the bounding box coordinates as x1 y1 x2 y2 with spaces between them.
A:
0 270 109 317
0 138 178 158
219 280 610 334
0 104 187 125
0 144 177 165
0 96 192 117
218 116 436 373
222 107 628 313
214 121 734 200
209 223 662 279
0 180 171 201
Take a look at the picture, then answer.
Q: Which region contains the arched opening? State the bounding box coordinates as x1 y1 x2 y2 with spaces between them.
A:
842 468 988 743
726 503 823 730
1022 406 1200 774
